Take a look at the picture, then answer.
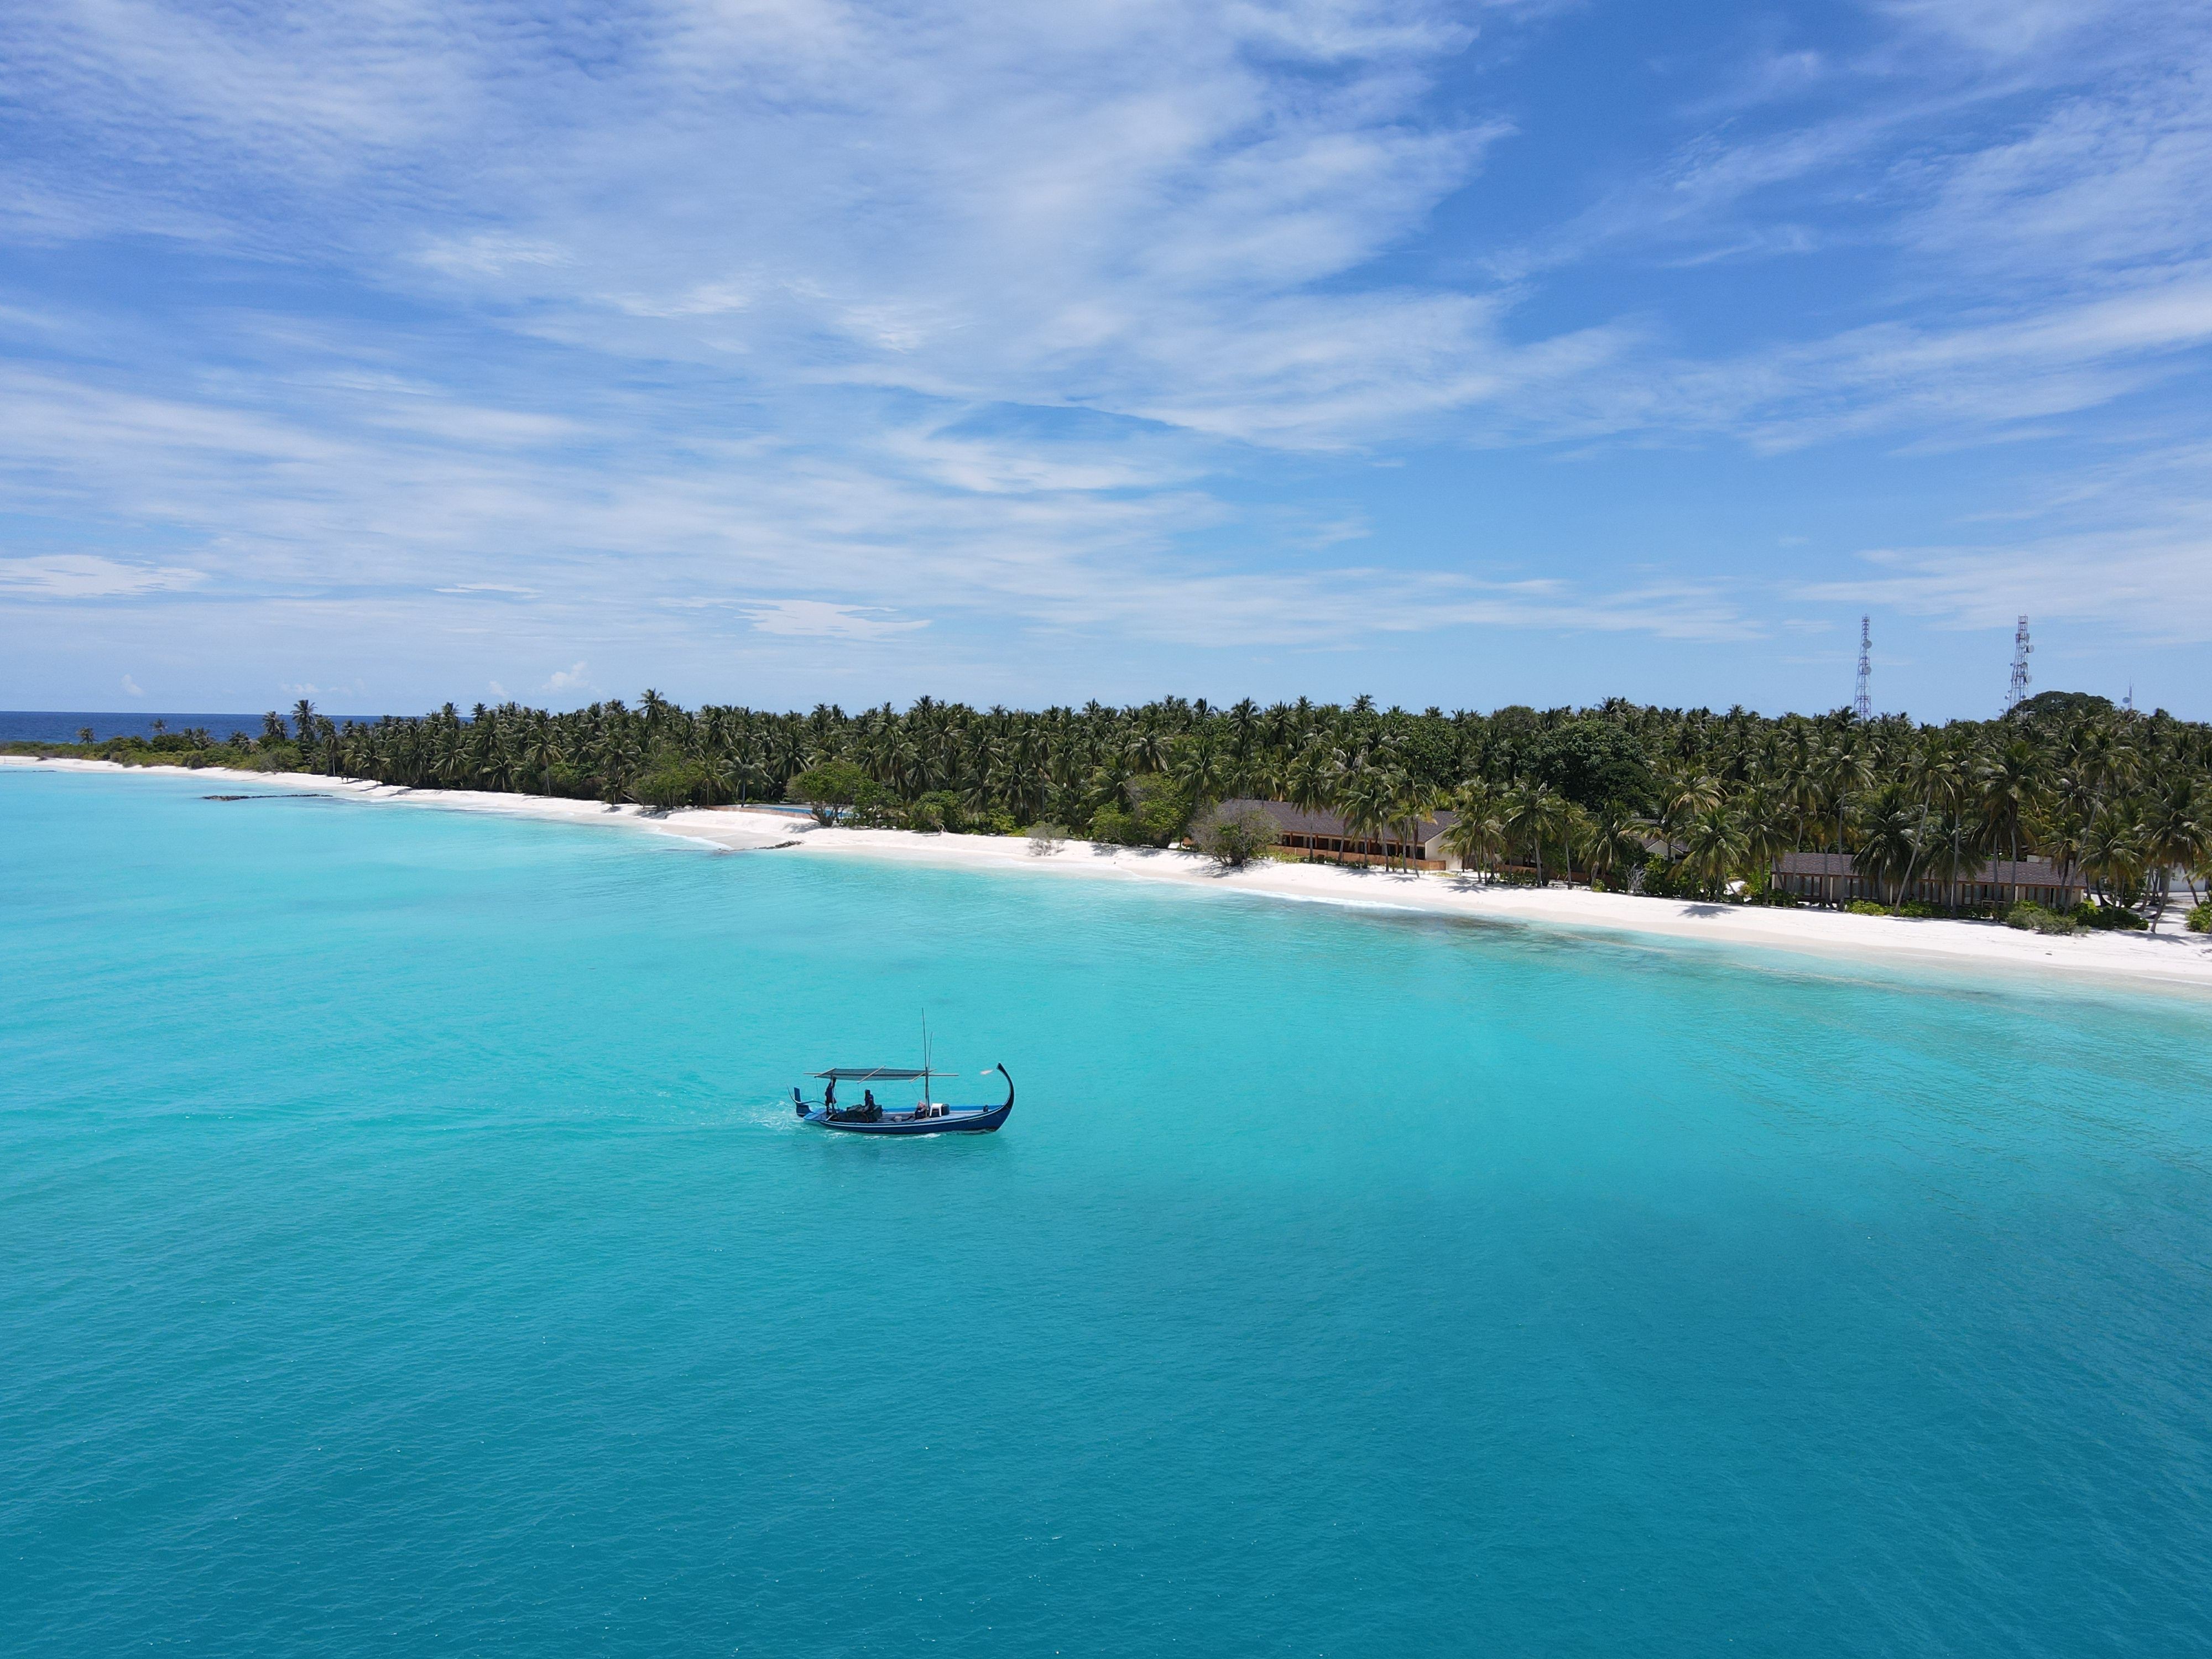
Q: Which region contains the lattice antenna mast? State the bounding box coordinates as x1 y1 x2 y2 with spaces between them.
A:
1853 614 1872 721
2004 615 2032 714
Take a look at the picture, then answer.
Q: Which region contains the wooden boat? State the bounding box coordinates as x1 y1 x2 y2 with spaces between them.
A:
794 1063 1014 1135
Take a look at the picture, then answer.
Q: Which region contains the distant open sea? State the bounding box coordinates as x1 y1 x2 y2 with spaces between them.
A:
0 710 390 743
4 766 2210 1656
0 712 405 743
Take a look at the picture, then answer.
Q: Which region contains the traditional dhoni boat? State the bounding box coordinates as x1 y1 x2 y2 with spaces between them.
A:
793 1062 1014 1135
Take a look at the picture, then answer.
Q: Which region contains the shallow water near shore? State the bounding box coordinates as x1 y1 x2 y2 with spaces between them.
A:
4 768 2211 1657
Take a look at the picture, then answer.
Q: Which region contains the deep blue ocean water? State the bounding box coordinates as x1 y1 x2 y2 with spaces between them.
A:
1 712 282 743
4 768 2210 1656
0 712 399 743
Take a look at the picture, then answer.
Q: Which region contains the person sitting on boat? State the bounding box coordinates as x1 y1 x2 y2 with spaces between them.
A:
863 1089 878 1116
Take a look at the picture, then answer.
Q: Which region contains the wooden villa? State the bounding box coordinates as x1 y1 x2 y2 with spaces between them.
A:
1211 799 1459 870
1204 801 2091 904
1768 852 2084 907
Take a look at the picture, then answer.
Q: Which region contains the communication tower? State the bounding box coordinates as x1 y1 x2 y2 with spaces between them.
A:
2004 615 2032 714
1853 614 1872 721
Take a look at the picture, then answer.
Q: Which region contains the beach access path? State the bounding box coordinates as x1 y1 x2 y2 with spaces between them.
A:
12 754 2212 993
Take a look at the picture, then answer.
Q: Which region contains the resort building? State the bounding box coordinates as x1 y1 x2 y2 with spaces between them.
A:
1211 799 1458 869
1211 801 2093 905
1768 852 2084 907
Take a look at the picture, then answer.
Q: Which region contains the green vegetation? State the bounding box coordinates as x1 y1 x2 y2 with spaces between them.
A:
1192 803 1280 869
2076 902 2148 931
2188 902 2212 935
2001 900 2147 935
629 758 716 811
785 759 872 824
1087 774 1190 848
7 714 301 772
15 690 2210 928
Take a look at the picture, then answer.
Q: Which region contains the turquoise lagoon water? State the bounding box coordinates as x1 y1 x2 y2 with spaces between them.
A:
4 767 2210 1657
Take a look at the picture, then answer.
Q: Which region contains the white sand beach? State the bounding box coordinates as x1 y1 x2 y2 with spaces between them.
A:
12 754 2212 992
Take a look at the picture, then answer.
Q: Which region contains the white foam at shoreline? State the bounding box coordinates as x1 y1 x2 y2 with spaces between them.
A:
10 753 2212 993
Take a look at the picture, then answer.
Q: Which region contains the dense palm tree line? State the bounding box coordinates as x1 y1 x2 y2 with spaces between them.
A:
247 687 2211 914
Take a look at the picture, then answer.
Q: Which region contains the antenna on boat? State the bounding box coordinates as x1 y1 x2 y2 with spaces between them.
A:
921 1008 931 1104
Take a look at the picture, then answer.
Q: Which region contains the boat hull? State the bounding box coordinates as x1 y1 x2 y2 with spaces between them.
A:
808 1099 1011 1135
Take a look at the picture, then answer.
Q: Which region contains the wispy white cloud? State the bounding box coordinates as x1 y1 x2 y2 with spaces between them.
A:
1655 269 2212 452
6 1 1531 443
416 234 572 281
741 601 931 641
0 554 207 597
1903 68 2212 276
280 679 367 698
1810 518 2212 643
1871 0 2115 61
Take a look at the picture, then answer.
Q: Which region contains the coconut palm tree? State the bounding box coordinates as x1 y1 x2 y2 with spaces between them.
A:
1887 738 1960 910
1650 769 1721 860
1225 698 1261 774
521 716 564 797
1578 799 1645 890
2141 773 2206 912
1773 723 1820 848
1128 723 1171 778
2039 764 2103 895
2079 804 2148 906
1336 763 1399 869
1389 775 1443 873
1853 785 1923 906
1443 780 1506 878
1815 742 1875 906
1734 786 1793 898
1679 805 1750 896
1172 730 1230 816
1976 737 2040 905
1912 737 1976 909
1503 782 1572 886
1286 741 1342 861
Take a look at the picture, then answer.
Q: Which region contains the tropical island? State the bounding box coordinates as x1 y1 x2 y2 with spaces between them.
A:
12 688 2209 941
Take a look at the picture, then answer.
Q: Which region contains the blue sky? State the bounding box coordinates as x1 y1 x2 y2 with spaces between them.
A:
1 0 2207 718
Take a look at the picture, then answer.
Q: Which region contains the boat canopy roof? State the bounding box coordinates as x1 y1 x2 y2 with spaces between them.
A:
812 1066 929 1081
